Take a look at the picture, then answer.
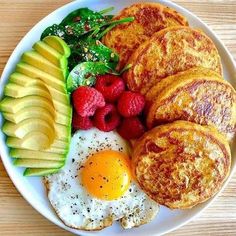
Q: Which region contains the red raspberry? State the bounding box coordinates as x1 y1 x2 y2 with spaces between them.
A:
94 104 121 132
72 86 105 117
117 91 145 117
95 74 125 102
117 117 145 140
72 112 93 130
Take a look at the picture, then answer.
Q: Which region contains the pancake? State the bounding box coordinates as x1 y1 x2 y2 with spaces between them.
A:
146 71 236 141
102 3 188 70
124 27 222 95
145 67 222 105
132 121 231 209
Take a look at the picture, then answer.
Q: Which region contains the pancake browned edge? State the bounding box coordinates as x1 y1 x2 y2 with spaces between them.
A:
43 177 159 231
132 121 231 209
102 2 188 70
146 68 236 141
123 26 223 95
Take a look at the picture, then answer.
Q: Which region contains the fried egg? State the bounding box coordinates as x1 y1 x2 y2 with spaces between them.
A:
44 128 159 230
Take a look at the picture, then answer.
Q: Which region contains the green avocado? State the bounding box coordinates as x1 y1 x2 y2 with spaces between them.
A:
16 62 66 92
7 132 53 151
2 119 55 140
24 168 60 176
4 82 51 99
43 35 71 58
0 36 72 175
0 96 55 114
9 73 70 105
10 149 66 161
3 107 54 124
14 158 65 168
33 41 67 69
21 51 66 80
7 136 69 154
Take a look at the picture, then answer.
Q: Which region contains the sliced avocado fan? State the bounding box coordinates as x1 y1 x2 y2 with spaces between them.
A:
0 36 72 176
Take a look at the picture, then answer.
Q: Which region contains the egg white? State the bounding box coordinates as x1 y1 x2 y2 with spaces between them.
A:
44 128 159 230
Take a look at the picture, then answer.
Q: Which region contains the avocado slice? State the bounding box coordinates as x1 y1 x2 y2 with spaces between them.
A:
2 84 71 115
24 168 60 176
3 108 70 126
1 99 70 126
2 119 55 140
14 158 64 168
9 73 70 105
0 36 72 176
7 132 53 151
4 82 51 99
5 121 70 149
43 36 71 58
9 72 34 86
0 96 54 114
16 62 66 92
7 136 68 154
21 51 66 80
54 123 71 142
3 107 54 124
50 138 70 149
10 149 65 161
33 41 67 69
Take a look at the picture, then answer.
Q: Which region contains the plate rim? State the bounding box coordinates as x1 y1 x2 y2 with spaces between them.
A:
0 0 236 235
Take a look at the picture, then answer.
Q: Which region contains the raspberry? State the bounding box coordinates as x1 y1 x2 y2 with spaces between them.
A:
117 91 145 117
95 74 125 102
72 86 105 117
94 104 121 132
72 112 93 130
117 117 145 140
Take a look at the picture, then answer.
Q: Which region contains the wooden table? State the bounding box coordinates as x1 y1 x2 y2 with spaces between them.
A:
0 0 235 235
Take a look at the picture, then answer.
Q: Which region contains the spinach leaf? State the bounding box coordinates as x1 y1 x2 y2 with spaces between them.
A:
41 24 67 40
40 24 79 46
67 62 117 92
61 7 113 26
60 7 115 38
63 20 105 38
41 8 109 40
65 15 134 38
40 7 134 46
69 38 119 71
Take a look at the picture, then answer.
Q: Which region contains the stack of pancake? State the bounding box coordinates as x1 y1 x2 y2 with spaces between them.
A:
104 2 236 209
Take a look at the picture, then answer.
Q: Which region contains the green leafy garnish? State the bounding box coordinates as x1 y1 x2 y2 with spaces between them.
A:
69 37 119 71
41 7 115 40
40 6 135 92
67 62 118 92
61 7 113 26
98 7 114 15
41 24 67 41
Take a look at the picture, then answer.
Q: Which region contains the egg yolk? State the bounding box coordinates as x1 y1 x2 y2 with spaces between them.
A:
81 150 131 200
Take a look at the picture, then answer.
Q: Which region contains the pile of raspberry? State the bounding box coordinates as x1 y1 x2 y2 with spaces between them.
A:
72 74 146 140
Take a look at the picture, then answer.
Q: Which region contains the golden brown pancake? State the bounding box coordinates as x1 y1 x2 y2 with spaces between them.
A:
132 121 231 209
124 27 222 95
146 71 236 141
145 67 222 105
103 2 188 70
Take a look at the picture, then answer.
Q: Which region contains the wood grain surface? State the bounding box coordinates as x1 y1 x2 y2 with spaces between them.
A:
0 0 235 235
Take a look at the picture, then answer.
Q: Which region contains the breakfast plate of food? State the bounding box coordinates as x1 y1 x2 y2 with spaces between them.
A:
0 0 235 235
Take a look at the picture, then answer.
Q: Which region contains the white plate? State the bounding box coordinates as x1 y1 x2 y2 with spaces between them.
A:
0 0 235 235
